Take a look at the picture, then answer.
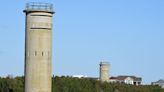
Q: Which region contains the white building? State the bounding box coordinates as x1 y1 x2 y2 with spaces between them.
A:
110 76 142 85
72 75 88 78
152 79 164 88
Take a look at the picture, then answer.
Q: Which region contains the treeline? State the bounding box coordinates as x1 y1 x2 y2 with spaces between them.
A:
0 76 164 92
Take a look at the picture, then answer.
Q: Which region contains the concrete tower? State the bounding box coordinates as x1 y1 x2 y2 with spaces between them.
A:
99 62 110 82
24 2 54 92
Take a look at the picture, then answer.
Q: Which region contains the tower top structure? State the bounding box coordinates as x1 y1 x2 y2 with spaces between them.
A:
100 62 110 65
24 2 54 14
99 61 110 82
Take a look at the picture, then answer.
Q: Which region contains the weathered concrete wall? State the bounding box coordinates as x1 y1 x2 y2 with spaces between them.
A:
100 62 110 82
24 11 53 92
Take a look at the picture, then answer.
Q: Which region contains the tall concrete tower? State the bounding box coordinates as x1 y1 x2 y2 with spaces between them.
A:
99 62 110 82
24 2 54 92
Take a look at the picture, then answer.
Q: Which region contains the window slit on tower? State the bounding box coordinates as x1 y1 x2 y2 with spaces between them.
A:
42 52 44 56
35 51 37 56
30 15 52 17
30 28 51 30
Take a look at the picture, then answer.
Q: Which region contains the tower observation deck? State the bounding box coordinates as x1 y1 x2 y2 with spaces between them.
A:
24 2 54 14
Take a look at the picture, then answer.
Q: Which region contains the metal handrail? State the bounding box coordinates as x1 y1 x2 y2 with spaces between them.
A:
25 2 53 12
100 62 110 65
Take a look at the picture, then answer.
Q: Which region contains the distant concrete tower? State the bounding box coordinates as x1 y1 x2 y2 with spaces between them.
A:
99 62 110 82
24 2 54 92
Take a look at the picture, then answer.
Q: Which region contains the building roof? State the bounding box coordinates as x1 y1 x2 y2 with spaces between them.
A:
153 79 164 83
110 76 142 81
72 75 88 78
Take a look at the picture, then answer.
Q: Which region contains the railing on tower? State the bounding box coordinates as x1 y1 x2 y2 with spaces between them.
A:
25 2 53 12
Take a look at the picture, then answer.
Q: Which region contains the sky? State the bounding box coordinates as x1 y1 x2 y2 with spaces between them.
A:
0 0 164 84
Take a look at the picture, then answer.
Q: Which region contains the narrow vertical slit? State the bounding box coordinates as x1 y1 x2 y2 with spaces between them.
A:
42 52 44 56
35 51 37 56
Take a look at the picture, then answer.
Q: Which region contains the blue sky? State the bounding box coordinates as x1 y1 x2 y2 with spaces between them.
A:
0 0 164 84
